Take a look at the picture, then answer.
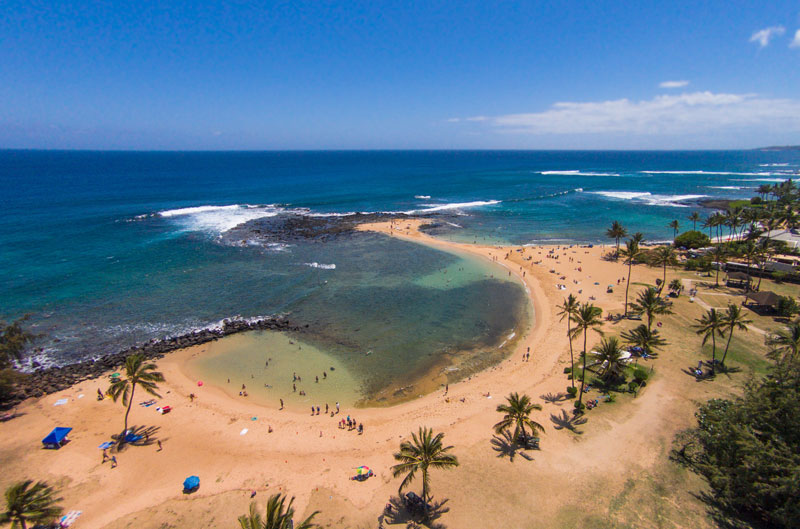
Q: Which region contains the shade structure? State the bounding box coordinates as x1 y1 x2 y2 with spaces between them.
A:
355 466 371 476
183 475 200 491
42 427 72 449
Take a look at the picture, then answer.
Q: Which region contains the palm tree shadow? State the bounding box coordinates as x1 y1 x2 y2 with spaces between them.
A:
540 392 568 405
682 367 715 382
550 410 587 434
111 424 161 451
382 495 450 528
490 430 533 462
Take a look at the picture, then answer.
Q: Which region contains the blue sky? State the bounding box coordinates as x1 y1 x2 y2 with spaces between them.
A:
2 1 800 149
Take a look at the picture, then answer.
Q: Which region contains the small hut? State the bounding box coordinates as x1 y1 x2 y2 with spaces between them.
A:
726 271 751 289
746 291 781 312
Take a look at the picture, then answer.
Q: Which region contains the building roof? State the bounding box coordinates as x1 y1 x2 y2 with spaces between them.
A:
747 290 781 307
727 271 751 281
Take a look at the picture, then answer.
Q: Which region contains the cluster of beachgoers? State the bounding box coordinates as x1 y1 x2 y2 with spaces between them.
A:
1 179 799 528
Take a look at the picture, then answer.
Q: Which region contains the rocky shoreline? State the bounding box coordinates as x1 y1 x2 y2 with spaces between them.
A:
6 316 301 407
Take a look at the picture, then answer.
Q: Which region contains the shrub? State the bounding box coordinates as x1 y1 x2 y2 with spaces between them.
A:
777 296 800 318
632 366 650 384
566 386 578 397
605 393 616 403
563 367 572 374
573 401 585 411
673 230 712 249
628 381 639 393
772 271 787 284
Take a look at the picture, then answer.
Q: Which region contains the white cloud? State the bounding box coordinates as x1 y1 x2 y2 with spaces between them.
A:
465 116 488 122
474 92 800 135
446 118 461 123
790 29 800 48
750 26 785 47
660 80 689 89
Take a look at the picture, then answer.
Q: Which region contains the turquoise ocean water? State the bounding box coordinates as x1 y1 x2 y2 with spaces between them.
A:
1 150 799 399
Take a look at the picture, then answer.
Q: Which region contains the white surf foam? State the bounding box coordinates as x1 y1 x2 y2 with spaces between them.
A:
402 200 501 214
641 170 790 176
759 163 790 167
707 186 749 190
732 178 795 183
590 191 707 207
541 170 619 176
158 204 285 233
304 262 336 270
414 195 431 199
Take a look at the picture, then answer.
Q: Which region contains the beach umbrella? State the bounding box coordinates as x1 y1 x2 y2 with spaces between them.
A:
110 373 120 378
183 475 200 491
355 466 371 476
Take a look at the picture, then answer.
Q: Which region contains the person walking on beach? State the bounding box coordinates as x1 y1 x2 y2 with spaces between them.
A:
325 403 329 414
157 440 162 451
102 449 109 463
293 383 296 392
110 456 117 468
336 402 340 414
280 398 284 409
445 384 448 395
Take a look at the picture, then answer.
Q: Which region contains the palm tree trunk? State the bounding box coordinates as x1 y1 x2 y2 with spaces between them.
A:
577 331 588 411
121 384 136 444
567 320 575 388
20 520 28 529
615 238 620 258
662 261 667 294
421 468 429 515
624 260 632 316
710 334 717 375
720 328 734 367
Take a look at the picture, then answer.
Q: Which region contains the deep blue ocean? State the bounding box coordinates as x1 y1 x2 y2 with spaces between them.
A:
2 150 799 379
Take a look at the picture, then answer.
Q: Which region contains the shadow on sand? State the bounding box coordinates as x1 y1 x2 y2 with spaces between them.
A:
111 424 161 451
380 495 450 529
490 430 534 462
550 409 587 434
540 392 569 404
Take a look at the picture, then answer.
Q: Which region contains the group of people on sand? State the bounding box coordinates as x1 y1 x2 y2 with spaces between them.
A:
339 415 363 434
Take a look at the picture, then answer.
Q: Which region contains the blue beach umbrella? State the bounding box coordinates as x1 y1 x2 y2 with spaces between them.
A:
183 475 200 492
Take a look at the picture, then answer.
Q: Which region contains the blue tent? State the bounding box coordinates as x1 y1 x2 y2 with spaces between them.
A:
183 475 200 492
42 427 72 449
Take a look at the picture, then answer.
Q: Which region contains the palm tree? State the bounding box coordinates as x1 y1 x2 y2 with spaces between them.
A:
688 211 701 231
606 221 627 258
668 278 683 297
621 324 667 358
693 308 724 375
619 234 643 317
629 287 673 330
651 246 676 292
669 220 680 241
493 392 544 443
589 337 627 381
238 494 318 529
757 183 773 201
766 321 800 362
719 304 751 368
702 215 715 242
107 354 165 445
556 294 579 388
392 427 459 512
569 303 604 412
711 245 727 287
0 480 63 529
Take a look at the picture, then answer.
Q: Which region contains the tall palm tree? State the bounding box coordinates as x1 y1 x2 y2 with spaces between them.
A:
693 308 724 375
556 294 579 388
0 480 63 529
628 286 673 331
688 211 701 231
107 354 165 445
606 220 627 258
702 215 715 242
619 234 643 317
589 337 627 381
766 321 800 363
711 245 727 287
493 392 544 443
569 303 604 411
238 494 318 529
392 427 459 512
719 304 751 368
651 246 676 292
757 183 773 201
621 324 667 358
668 220 680 241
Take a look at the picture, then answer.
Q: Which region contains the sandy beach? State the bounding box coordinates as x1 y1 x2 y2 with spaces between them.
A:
0 220 759 528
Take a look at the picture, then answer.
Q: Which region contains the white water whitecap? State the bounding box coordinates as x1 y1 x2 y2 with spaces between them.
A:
589 191 707 207
540 170 620 176
402 200 501 214
158 204 286 234
304 262 336 270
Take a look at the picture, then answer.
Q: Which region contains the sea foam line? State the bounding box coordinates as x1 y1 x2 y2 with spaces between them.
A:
304 262 336 270
541 170 619 176
641 170 792 176
589 191 707 207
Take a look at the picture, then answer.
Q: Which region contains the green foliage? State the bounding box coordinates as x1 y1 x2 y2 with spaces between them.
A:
750 196 762 205
238 493 319 529
107 354 165 443
0 480 63 529
685 257 713 272
0 318 34 370
392 427 459 507
627 381 639 393
494 392 544 442
563 367 572 374
772 271 787 283
676 359 800 528
0 369 24 403
777 296 800 318
566 386 578 397
632 366 650 384
673 230 711 249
